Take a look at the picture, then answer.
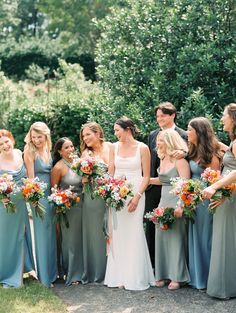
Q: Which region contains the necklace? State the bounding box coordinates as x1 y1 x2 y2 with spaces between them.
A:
62 158 72 168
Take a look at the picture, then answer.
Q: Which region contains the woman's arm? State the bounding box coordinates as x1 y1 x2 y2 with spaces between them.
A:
149 177 161 185
203 170 236 199
51 164 62 187
176 158 190 179
128 144 150 212
108 144 115 176
208 154 221 171
174 159 191 218
24 147 35 178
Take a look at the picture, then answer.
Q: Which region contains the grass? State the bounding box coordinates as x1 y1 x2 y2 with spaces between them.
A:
0 277 67 313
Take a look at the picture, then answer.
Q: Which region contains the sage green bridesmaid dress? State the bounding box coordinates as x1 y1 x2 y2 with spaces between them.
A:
207 142 236 299
82 195 107 283
60 160 83 286
155 167 190 284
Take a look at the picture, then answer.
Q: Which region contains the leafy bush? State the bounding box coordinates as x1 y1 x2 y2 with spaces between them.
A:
95 0 236 142
4 60 100 150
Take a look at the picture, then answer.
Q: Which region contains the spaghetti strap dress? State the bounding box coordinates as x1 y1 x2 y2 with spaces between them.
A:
0 164 35 287
60 161 83 286
104 142 155 290
188 160 212 289
32 157 57 287
155 166 190 283
207 142 236 299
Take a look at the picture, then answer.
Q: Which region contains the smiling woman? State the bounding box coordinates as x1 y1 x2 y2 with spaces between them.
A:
104 116 155 290
0 129 35 288
51 137 83 286
24 122 57 288
79 122 111 284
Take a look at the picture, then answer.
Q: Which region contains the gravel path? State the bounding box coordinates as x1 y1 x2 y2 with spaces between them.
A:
54 283 236 313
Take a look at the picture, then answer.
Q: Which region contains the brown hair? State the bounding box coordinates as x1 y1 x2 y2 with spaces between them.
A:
154 102 177 118
80 122 105 153
115 116 140 138
188 117 222 168
225 103 236 140
0 129 15 145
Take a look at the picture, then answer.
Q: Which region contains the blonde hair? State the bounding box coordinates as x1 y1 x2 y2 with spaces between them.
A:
24 122 52 156
80 122 105 153
157 129 188 160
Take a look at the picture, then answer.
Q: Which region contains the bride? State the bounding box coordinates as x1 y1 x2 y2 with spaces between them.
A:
104 116 155 290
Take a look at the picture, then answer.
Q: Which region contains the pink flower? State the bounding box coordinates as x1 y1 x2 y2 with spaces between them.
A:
154 207 165 217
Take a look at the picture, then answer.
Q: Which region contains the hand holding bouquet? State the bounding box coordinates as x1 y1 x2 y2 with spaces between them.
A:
21 177 47 219
0 173 17 213
170 177 203 220
145 207 176 231
201 168 236 213
48 186 80 227
93 174 133 211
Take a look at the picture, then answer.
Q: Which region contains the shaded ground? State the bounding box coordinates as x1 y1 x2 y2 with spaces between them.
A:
54 283 236 313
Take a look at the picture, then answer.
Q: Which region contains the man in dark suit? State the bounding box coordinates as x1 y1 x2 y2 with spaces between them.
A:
145 102 187 267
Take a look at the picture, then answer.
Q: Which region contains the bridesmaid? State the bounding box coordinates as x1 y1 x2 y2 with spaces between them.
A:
80 122 111 284
0 129 35 288
24 122 57 287
205 103 236 299
51 137 83 286
150 129 190 290
187 117 225 290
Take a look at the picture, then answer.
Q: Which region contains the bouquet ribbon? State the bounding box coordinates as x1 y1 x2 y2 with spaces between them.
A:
104 206 117 256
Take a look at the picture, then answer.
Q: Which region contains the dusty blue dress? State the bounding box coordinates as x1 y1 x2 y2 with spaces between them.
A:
0 164 35 288
207 142 236 299
32 157 57 287
155 167 190 283
188 160 212 289
60 161 83 286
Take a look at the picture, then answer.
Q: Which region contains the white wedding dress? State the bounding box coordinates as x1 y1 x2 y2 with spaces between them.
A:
104 142 155 290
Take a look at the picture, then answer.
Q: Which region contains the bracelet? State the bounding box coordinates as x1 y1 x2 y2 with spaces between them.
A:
137 192 142 197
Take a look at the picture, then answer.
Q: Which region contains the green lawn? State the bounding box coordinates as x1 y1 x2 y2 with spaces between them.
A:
0 278 67 313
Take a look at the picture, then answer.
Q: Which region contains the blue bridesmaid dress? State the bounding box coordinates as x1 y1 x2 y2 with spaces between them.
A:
32 157 57 287
0 164 35 288
188 160 213 289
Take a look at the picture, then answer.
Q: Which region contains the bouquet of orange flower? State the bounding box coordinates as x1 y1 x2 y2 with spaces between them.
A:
145 207 176 231
48 186 80 227
71 155 107 194
93 174 133 211
201 168 236 213
0 173 18 213
21 177 47 219
170 177 203 220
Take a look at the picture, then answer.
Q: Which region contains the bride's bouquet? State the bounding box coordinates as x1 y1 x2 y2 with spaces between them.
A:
93 174 133 211
21 177 47 219
201 168 236 213
48 186 80 227
170 177 203 221
145 207 176 231
0 173 18 213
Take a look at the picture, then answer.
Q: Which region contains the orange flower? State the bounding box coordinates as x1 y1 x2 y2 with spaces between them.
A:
81 166 93 175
